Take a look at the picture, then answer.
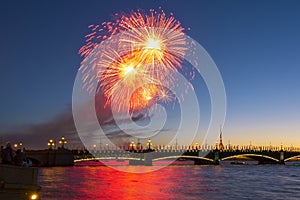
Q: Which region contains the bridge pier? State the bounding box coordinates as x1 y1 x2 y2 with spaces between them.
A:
144 154 152 166
128 153 152 166
213 149 220 165
279 150 285 165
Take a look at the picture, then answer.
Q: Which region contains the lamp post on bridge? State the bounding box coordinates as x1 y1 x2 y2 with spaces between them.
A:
194 143 199 150
147 139 152 151
59 136 67 149
48 139 55 150
130 140 136 151
215 142 218 150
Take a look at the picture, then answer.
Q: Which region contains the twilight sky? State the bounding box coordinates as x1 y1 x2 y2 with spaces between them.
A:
0 0 299 149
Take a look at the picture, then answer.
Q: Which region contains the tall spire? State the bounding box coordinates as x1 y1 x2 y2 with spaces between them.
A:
219 126 224 150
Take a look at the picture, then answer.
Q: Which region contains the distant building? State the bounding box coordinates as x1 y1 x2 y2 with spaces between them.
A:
219 127 225 150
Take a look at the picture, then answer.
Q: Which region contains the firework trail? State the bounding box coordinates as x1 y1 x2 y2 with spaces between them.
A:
79 8 192 113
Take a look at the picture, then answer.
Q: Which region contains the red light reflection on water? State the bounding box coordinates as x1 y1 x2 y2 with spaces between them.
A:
39 163 209 200
77 167 179 199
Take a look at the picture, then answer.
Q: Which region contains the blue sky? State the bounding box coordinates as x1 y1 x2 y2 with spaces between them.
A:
1 0 300 148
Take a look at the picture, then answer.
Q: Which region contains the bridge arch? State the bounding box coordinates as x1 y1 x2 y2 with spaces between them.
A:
26 157 42 166
284 155 300 162
74 156 143 162
221 153 279 163
153 155 214 162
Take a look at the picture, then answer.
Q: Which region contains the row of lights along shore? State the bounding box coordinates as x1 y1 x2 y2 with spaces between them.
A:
47 136 67 149
92 139 153 151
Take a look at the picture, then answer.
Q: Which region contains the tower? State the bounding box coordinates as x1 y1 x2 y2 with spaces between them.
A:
219 126 224 150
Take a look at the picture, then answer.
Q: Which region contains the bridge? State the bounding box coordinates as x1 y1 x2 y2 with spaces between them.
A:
22 133 300 166
17 130 300 166
25 148 74 166
72 148 300 166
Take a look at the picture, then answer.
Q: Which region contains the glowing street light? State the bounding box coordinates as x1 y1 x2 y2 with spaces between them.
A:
147 139 152 150
130 140 136 151
194 143 199 150
13 143 18 148
59 136 67 148
48 139 55 149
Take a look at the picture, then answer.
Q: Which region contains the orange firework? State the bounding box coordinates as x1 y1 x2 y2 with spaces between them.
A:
129 84 176 113
79 8 188 112
99 49 158 111
129 84 158 112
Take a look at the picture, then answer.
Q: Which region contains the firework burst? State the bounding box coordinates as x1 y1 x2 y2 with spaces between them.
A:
79 8 189 112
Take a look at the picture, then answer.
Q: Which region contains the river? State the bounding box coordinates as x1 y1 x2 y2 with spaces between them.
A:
38 163 300 200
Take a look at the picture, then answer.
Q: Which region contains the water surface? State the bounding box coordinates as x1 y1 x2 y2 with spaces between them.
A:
38 164 300 199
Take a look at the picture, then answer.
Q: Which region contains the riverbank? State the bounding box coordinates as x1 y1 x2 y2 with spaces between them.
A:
0 164 40 200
